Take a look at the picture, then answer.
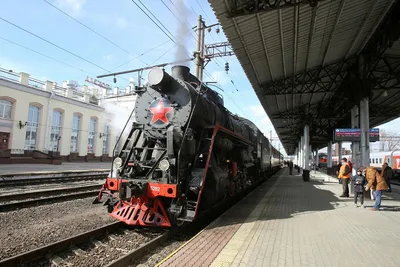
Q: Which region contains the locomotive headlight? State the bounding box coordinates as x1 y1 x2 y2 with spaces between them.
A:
159 159 170 171
113 157 123 169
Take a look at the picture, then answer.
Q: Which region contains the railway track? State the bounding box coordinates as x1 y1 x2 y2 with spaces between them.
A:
0 173 108 187
0 185 101 212
0 221 167 267
0 169 281 267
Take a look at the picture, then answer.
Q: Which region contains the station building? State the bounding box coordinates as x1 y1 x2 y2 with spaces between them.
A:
0 67 135 164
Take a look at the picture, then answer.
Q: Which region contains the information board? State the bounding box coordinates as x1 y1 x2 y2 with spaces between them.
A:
334 128 379 142
369 128 380 142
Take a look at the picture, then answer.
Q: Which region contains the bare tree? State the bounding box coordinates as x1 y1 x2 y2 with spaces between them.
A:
379 129 400 151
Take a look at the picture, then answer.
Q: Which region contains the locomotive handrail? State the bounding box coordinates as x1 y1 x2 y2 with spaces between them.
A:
176 81 205 185
110 107 136 178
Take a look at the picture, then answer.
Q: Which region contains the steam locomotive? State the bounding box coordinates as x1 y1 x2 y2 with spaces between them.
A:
94 65 282 227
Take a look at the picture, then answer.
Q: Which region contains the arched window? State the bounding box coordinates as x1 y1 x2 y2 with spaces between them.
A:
0 100 12 119
70 114 80 152
88 117 96 153
50 110 62 151
103 123 109 154
25 105 40 150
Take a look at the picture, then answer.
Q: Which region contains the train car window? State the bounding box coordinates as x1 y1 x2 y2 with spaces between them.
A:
370 159 372 163
379 158 382 164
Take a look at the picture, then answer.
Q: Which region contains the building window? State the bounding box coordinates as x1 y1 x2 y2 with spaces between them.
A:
71 114 80 153
25 105 40 150
0 100 12 119
50 111 62 152
103 123 109 154
88 118 96 153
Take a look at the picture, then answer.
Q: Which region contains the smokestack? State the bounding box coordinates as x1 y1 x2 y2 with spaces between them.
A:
171 65 190 81
148 67 171 87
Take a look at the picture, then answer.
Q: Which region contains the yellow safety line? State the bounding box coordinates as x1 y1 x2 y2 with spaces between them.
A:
154 227 207 267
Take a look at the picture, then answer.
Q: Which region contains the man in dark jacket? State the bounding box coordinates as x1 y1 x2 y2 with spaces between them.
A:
381 163 392 192
351 170 366 208
288 161 294 175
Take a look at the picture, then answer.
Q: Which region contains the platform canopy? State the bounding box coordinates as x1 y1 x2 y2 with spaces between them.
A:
209 0 400 154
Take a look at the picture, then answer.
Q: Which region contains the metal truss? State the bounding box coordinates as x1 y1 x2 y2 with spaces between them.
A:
370 104 400 118
370 56 400 90
225 0 324 18
286 1 400 154
204 42 235 60
261 59 354 95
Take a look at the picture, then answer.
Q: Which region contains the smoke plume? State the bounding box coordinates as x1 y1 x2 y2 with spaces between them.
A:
173 0 191 66
101 101 135 146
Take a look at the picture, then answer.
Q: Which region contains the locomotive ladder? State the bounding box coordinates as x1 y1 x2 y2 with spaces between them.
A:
117 124 142 175
180 128 214 221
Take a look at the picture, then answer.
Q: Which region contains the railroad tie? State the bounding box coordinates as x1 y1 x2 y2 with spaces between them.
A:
48 256 72 267
70 245 87 257
91 239 106 248
108 234 118 241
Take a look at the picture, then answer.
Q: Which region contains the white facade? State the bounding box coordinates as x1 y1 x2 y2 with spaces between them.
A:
0 68 135 158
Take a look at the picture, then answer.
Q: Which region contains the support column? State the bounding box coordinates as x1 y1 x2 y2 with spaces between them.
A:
296 146 300 173
314 150 318 173
351 105 360 175
300 136 304 169
327 141 333 175
360 98 370 167
338 142 343 162
297 141 300 168
303 125 310 181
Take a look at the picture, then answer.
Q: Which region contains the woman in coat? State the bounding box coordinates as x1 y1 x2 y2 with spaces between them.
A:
361 166 389 211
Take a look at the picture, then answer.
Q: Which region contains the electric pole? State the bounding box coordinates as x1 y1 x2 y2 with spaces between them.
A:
193 16 234 80
194 15 204 80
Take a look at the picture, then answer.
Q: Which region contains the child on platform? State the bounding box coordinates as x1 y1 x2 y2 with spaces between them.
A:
351 169 366 208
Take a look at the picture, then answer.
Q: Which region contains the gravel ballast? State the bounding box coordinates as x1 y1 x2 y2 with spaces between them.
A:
130 233 192 267
0 197 115 259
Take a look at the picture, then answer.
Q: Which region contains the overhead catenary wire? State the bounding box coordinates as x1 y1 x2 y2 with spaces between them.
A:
43 0 171 71
0 16 114 75
0 36 121 87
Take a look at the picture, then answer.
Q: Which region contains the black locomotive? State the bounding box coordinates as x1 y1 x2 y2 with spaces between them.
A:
95 65 282 227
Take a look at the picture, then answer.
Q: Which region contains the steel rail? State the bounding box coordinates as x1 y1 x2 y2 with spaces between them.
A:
0 184 101 201
0 190 100 212
0 222 123 267
0 173 107 187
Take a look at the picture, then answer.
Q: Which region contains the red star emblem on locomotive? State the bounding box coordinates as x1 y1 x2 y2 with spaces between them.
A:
149 98 173 124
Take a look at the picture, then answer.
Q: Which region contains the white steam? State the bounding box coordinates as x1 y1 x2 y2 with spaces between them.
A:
173 0 191 66
101 101 135 147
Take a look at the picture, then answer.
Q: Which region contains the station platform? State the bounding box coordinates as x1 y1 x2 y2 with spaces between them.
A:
158 168 400 267
0 162 111 176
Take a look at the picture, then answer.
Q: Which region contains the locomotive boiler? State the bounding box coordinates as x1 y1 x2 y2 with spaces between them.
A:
94 65 282 227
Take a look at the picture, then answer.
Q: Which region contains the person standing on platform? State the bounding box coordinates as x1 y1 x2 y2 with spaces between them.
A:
381 163 393 193
362 166 389 211
289 160 293 175
351 169 366 208
338 158 351 197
